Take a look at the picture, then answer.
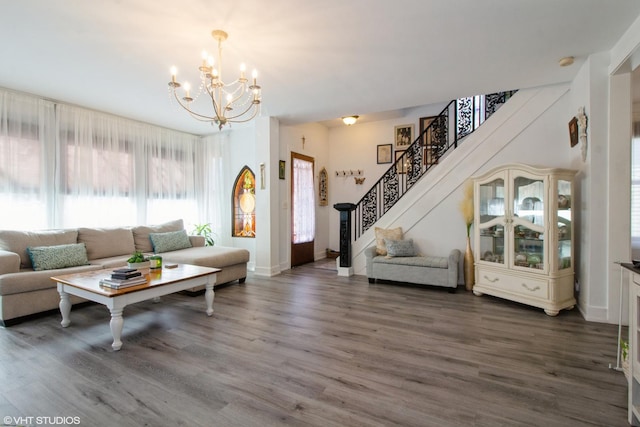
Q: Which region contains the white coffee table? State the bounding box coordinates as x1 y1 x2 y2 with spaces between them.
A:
51 264 220 350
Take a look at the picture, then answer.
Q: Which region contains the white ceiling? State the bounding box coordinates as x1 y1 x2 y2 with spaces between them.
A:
2 0 640 135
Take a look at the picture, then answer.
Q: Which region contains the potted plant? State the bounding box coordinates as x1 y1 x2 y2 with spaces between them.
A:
127 251 150 269
192 223 216 246
622 339 630 376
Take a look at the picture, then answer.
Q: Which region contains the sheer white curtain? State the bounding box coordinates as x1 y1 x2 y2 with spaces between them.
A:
198 133 231 245
632 122 640 259
57 104 200 228
0 88 204 230
0 90 55 229
292 157 315 243
143 128 199 227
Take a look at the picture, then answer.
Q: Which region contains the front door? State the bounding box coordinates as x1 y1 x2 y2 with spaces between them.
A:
291 152 315 267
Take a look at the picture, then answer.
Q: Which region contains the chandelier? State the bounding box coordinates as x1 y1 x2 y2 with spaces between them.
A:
168 29 262 130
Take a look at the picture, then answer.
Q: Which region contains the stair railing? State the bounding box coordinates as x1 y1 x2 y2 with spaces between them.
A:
354 90 516 240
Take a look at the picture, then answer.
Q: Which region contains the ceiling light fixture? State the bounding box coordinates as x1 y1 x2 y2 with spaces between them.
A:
558 56 575 67
342 115 359 126
168 29 262 130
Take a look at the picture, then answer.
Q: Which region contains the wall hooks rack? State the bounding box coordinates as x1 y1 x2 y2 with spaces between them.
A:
335 169 363 177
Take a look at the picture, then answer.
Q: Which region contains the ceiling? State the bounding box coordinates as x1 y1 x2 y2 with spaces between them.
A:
2 0 640 135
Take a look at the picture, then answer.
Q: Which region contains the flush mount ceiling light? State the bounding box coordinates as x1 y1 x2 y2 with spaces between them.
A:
168 29 262 130
342 115 359 126
558 56 575 67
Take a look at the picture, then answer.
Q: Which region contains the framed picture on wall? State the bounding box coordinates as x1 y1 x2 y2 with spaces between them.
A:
377 144 392 164
279 160 286 179
394 124 414 149
568 117 579 147
395 150 408 174
419 116 437 146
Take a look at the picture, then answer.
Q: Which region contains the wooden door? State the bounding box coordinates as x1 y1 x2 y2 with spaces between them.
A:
291 152 315 267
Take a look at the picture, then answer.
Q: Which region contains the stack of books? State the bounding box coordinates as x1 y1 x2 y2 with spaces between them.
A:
99 268 147 289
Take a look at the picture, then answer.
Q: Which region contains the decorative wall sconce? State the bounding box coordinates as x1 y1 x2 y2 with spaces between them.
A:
576 107 588 162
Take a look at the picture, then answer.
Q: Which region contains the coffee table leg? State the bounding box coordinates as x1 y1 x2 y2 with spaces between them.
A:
59 290 71 328
109 308 124 351
205 280 215 316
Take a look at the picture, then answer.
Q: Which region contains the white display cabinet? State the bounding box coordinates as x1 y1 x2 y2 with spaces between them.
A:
472 164 577 316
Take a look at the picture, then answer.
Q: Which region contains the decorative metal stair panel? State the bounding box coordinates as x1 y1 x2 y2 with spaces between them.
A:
354 91 516 240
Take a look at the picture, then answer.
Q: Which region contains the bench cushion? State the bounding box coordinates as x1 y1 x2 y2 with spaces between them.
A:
373 255 449 268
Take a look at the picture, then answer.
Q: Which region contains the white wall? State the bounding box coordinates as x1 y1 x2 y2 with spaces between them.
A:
240 13 640 324
278 122 330 271
226 126 257 270
326 103 447 251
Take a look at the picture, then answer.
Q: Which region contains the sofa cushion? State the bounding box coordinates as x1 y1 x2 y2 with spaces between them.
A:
77 227 135 260
384 238 417 257
149 230 192 253
0 264 101 296
374 227 403 255
26 243 89 271
161 246 250 268
132 219 184 253
0 229 78 269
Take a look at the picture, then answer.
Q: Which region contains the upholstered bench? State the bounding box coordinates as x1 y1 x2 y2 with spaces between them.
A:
365 246 460 290
363 227 460 291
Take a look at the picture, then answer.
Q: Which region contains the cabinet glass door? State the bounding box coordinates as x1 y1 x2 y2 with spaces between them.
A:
557 179 572 269
478 177 505 265
512 175 545 270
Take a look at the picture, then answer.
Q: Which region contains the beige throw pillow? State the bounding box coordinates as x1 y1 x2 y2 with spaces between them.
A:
374 227 403 255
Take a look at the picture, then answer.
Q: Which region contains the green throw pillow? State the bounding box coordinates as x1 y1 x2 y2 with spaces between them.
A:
384 238 417 257
26 243 89 271
149 230 192 253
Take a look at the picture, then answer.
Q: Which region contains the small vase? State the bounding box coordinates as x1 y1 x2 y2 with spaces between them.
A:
464 236 475 291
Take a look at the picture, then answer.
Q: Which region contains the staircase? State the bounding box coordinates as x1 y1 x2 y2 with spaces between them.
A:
354 91 517 240
346 84 571 276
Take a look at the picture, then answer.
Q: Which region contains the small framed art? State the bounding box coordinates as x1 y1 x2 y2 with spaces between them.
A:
568 117 579 147
279 160 286 180
377 144 392 164
394 124 414 149
395 150 408 174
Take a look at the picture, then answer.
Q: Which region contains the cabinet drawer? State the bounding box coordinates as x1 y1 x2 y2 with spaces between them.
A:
477 267 549 299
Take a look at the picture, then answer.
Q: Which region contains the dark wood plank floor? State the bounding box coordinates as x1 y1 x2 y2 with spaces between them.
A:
0 261 628 426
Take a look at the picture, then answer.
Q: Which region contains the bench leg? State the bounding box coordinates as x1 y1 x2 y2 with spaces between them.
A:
368 278 375 284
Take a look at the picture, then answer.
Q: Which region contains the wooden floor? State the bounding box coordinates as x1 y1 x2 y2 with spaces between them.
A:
0 261 628 426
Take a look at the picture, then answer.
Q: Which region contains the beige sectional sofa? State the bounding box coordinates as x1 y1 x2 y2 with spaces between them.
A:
0 219 250 326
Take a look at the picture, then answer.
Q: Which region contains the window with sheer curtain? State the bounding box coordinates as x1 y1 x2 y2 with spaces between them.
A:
632 122 640 256
292 157 315 243
0 89 224 232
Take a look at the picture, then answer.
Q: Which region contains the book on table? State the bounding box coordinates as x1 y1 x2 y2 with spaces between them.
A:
111 271 142 280
99 276 147 289
109 267 143 281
